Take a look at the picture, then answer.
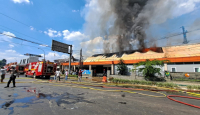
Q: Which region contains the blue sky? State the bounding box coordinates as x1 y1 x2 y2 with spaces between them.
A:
0 0 200 63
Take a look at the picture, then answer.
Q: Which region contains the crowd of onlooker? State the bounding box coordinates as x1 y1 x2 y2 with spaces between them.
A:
55 68 84 82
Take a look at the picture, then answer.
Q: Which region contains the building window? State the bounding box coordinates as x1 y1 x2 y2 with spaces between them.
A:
194 68 200 72
171 68 176 72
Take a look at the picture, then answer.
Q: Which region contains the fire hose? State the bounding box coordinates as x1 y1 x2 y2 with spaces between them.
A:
167 95 200 109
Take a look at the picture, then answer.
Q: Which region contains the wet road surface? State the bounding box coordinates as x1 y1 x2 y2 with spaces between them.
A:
0 74 200 115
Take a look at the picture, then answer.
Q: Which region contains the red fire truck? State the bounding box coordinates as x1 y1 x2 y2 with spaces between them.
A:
16 65 26 74
24 61 57 79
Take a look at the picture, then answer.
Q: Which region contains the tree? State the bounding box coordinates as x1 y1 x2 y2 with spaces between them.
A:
0 59 7 67
117 59 127 75
133 59 169 81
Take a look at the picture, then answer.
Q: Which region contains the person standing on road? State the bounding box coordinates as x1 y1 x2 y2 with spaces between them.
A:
103 69 107 77
65 69 68 81
78 69 84 82
4 66 19 88
0 67 6 82
75 70 78 78
56 68 61 82
54 71 56 80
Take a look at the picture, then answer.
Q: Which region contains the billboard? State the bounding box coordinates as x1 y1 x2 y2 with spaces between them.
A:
82 70 91 74
51 40 71 54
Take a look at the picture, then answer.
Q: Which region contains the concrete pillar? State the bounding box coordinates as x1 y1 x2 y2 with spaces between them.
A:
89 65 92 70
89 70 93 77
164 63 167 71
111 64 114 75
107 70 110 78
73 65 76 71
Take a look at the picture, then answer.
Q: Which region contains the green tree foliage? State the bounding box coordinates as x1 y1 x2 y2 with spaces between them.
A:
0 59 7 67
117 59 127 75
133 59 169 81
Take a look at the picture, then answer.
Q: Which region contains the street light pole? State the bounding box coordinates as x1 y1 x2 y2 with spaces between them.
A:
38 48 45 62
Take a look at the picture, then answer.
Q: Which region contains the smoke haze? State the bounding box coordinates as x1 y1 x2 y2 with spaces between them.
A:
83 0 200 54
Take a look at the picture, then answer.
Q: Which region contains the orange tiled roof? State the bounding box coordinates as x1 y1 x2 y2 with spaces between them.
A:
62 43 200 65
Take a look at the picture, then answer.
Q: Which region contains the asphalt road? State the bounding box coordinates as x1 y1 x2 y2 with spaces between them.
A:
0 73 200 115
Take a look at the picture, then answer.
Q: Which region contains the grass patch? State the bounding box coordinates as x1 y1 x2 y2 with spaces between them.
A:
187 85 200 90
174 78 200 82
68 75 78 77
110 78 178 88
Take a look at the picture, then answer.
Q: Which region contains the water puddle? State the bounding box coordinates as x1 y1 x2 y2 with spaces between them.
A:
1 95 37 109
16 105 29 108
14 96 36 103
8 107 14 115
13 93 19 97
1 100 14 109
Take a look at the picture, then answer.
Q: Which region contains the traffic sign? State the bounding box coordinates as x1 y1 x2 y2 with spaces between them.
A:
51 40 71 54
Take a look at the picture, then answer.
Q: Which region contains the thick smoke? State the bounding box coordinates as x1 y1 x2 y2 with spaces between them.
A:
110 0 149 51
83 0 189 54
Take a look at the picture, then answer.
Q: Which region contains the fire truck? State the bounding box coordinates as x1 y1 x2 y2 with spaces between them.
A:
17 55 40 74
16 65 26 74
24 61 57 79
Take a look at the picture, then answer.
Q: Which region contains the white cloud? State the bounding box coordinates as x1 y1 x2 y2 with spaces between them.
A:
173 0 200 17
12 0 30 4
72 10 79 12
0 31 15 42
80 37 103 47
9 44 14 48
5 50 16 53
44 29 62 38
40 52 69 62
0 49 26 63
39 44 49 47
63 30 88 41
30 26 34 30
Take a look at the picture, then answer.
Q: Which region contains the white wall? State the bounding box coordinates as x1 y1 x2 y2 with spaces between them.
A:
167 63 200 72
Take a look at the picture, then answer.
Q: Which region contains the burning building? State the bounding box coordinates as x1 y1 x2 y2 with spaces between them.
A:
62 43 200 77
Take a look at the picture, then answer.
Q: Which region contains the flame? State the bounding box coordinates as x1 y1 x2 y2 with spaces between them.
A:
142 47 161 53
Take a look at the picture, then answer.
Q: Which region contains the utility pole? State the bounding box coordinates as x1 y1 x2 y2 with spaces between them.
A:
181 26 188 44
69 45 72 73
79 49 82 69
38 48 45 62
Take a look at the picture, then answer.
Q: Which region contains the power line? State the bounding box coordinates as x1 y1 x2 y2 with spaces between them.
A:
0 12 61 42
0 32 50 47
0 25 51 46
0 12 31 28
0 39 49 50
144 26 200 45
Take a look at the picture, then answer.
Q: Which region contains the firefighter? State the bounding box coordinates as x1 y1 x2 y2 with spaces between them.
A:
4 66 19 88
